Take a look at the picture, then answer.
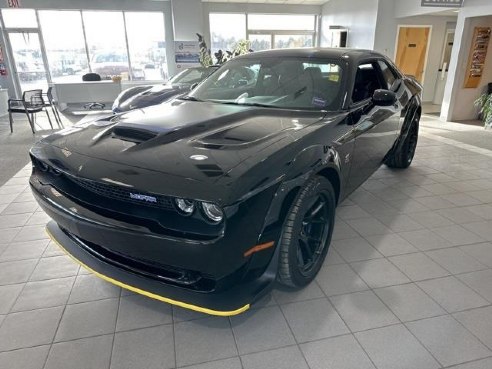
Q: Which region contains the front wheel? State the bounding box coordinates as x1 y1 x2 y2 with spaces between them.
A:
277 176 336 288
386 110 420 169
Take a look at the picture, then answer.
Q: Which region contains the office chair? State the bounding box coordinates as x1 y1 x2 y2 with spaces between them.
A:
8 89 53 134
42 87 63 128
82 73 106 110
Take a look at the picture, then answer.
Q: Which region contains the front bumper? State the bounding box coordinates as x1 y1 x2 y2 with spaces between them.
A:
32 178 279 315
46 221 264 315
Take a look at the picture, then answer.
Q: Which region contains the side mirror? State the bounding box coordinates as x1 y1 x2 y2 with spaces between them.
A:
373 89 397 106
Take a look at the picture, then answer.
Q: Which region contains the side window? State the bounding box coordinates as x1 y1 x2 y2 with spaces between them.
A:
377 60 398 90
352 62 384 103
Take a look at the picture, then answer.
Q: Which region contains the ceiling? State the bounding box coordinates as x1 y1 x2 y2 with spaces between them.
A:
429 8 460 17
202 0 328 4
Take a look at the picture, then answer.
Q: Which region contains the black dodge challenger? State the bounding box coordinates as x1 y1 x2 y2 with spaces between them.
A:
30 48 421 316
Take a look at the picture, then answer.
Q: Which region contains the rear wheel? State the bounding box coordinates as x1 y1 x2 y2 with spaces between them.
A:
386 110 420 169
277 176 335 288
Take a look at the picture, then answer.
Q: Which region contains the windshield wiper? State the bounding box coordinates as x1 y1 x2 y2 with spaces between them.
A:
211 100 277 108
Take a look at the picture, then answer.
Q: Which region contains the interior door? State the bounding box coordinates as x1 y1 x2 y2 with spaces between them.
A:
8 31 49 92
433 30 455 105
395 26 431 83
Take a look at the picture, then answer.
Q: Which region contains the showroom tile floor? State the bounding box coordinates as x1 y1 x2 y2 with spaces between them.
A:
1 116 492 368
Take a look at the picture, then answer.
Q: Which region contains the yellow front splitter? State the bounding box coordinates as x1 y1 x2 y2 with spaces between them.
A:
46 227 250 317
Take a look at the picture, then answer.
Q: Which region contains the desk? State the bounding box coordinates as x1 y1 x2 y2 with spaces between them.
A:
53 81 122 111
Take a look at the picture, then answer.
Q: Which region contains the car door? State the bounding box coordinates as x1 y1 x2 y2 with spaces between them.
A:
346 60 403 193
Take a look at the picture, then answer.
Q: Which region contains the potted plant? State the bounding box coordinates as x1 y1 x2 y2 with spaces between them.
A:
474 91 492 128
196 34 253 66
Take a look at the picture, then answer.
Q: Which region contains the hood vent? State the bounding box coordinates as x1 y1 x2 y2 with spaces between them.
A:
112 126 158 143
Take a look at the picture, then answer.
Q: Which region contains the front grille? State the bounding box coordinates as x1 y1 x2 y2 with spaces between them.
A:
63 228 215 291
69 176 175 211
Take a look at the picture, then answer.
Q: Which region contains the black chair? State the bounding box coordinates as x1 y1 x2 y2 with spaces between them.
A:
82 73 105 110
8 89 53 134
42 87 63 128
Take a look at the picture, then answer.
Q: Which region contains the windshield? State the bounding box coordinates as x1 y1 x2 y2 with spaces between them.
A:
189 57 344 110
170 67 217 85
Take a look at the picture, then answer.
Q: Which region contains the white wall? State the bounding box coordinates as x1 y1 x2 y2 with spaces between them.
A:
320 0 378 50
441 0 492 121
171 0 204 41
374 0 397 57
442 14 492 121
394 0 455 18
375 14 457 102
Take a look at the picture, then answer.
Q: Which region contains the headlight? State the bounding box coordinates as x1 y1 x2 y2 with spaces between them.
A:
201 202 224 223
175 198 195 216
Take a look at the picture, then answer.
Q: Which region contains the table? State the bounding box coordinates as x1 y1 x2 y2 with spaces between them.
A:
52 81 122 111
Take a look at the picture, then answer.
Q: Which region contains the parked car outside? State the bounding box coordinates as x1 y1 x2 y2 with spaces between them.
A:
30 48 422 316
112 65 219 113
91 51 144 80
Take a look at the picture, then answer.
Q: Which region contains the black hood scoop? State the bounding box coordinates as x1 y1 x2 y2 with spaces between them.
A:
112 126 158 143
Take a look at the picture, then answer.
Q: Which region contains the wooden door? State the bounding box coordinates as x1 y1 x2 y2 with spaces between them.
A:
395 27 431 83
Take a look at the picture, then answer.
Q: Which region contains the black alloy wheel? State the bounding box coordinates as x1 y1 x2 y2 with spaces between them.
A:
278 176 336 287
386 109 420 169
405 119 419 165
297 193 331 276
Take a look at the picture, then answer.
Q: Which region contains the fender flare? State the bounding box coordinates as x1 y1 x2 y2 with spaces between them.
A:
260 144 343 240
393 95 422 154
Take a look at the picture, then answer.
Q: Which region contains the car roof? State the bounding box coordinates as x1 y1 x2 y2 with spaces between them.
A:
236 47 385 63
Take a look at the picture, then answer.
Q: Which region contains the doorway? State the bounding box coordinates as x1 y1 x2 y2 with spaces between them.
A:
433 29 455 107
395 26 432 84
8 31 49 92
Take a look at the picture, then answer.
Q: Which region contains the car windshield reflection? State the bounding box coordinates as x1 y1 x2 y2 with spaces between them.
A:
190 57 344 111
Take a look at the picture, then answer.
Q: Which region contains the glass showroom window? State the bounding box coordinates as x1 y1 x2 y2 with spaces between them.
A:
125 12 167 81
2 8 38 28
209 13 246 55
1 9 50 92
247 14 316 51
82 11 131 80
274 34 313 49
248 14 315 31
39 11 89 83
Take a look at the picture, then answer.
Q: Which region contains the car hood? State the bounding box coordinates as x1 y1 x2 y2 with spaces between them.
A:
37 100 331 202
119 84 188 111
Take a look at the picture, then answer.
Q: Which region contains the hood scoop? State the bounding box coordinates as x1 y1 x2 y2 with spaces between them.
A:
112 126 158 143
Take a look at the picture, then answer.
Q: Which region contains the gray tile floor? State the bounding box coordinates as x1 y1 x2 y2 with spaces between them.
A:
1 116 492 368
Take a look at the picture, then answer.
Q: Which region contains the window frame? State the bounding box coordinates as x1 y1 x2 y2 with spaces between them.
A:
350 59 387 105
1 7 168 97
377 59 400 91
209 11 319 54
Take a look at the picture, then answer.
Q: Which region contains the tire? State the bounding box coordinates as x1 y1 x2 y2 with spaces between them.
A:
277 176 336 288
386 110 420 169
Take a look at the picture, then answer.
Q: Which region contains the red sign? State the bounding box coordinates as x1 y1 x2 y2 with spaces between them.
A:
7 0 20 8
0 63 8 76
